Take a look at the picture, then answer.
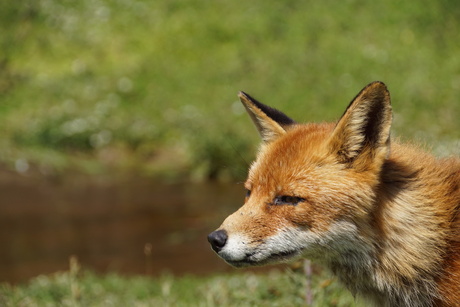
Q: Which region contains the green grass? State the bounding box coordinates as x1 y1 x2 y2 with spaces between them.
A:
0 0 459 180
0 259 364 307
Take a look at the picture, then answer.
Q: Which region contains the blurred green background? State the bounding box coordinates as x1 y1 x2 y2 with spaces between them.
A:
0 1 459 305
1 0 458 182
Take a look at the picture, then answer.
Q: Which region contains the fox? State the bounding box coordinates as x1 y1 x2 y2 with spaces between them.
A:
208 81 460 306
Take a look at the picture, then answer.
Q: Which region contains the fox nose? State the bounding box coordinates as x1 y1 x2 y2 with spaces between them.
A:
207 229 228 252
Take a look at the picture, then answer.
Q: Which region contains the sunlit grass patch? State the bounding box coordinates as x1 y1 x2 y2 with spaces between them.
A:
0 0 458 180
0 270 359 307
0 257 366 306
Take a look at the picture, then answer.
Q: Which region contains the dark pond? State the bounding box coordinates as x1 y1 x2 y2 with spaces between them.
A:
0 171 248 283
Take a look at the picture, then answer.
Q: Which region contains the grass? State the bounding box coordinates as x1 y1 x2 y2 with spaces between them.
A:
1 2 458 305
0 257 364 307
0 0 459 180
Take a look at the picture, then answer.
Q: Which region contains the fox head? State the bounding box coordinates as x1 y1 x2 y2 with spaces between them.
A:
208 82 392 268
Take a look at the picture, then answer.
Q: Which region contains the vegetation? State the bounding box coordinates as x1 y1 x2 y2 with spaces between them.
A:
0 258 365 307
0 0 459 181
1 2 459 305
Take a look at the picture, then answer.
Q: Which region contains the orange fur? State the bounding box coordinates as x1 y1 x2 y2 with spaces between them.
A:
208 82 460 306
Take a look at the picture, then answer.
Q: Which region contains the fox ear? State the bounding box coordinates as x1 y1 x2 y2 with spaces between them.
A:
329 81 392 166
239 91 295 143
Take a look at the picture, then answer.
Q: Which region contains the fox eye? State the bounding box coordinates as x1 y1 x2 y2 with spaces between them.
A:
245 190 251 198
273 195 304 206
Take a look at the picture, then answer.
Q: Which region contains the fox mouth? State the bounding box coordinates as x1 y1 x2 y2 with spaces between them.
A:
223 249 301 268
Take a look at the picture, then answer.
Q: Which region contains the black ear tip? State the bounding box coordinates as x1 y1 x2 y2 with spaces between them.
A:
367 81 389 92
238 91 252 101
353 81 391 107
238 91 296 127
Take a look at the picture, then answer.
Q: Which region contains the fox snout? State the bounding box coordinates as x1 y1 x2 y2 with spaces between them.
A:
207 229 228 253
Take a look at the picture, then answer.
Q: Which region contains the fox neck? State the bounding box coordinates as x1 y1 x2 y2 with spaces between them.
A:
319 158 446 306
315 219 440 307
325 247 438 307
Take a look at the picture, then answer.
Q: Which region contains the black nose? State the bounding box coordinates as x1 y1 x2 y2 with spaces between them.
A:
207 229 228 252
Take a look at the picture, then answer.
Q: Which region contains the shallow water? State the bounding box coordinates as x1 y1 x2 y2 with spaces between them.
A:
0 172 246 283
